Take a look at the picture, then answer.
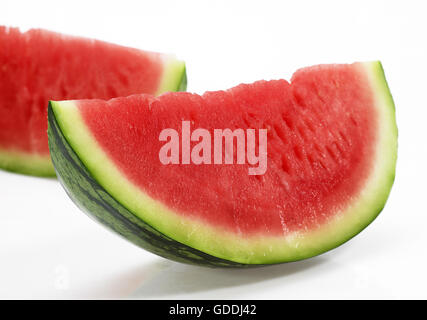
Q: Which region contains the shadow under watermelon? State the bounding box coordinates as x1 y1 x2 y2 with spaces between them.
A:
128 255 328 298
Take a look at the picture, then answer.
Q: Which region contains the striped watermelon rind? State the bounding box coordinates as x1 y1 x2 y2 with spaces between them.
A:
47 104 243 267
48 61 397 266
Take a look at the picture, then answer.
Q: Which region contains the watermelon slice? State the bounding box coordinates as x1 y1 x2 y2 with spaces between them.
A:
48 61 397 266
0 26 186 176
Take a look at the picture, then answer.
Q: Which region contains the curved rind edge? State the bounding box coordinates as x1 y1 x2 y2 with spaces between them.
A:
283 61 398 262
49 61 397 265
47 102 245 267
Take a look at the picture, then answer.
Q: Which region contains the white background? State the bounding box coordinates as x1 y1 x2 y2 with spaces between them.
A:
1 0 426 299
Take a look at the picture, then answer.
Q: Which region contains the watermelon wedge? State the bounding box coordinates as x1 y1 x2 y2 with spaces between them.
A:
48 61 397 266
0 26 186 176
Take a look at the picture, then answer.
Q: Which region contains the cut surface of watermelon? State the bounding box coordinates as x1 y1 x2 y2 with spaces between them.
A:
49 61 397 265
0 26 186 176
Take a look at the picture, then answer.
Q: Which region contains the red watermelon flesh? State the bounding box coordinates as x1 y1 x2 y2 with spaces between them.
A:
78 64 375 235
0 26 186 176
50 61 397 264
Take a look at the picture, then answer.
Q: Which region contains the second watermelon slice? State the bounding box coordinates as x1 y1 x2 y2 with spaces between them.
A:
0 26 186 176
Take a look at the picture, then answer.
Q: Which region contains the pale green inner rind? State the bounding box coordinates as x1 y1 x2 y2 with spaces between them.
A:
156 55 187 95
51 61 397 264
0 148 55 177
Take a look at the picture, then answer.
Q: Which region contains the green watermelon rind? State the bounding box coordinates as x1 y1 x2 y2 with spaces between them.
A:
0 150 55 177
156 57 188 94
47 104 244 267
48 61 397 266
0 58 187 177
